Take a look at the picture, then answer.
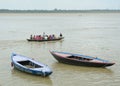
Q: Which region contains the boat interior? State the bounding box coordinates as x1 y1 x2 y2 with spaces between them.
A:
67 55 92 61
18 60 42 68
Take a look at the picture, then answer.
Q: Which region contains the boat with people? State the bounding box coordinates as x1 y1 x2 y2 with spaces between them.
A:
11 53 52 77
27 37 64 42
27 33 64 42
50 51 115 67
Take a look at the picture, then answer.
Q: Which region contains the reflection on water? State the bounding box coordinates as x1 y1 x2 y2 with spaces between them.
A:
50 62 115 86
11 68 53 86
52 62 114 74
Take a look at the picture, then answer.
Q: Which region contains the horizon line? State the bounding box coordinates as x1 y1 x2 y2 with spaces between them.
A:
0 9 120 13
0 9 120 11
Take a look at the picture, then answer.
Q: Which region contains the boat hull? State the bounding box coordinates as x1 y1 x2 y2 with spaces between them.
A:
50 51 115 67
27 37 64 42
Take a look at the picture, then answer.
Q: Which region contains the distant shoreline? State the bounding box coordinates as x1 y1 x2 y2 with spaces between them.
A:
0 9 120 13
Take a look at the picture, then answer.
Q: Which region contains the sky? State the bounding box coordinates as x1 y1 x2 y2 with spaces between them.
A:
0 0 120 10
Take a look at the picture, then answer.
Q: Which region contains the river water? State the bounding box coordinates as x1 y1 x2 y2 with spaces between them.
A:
0 13 120 86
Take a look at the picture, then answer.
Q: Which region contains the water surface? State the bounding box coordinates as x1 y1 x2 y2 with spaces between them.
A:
0 13 120 86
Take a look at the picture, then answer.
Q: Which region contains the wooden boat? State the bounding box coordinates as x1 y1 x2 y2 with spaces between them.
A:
27 37 64 42
50 51 115 67
11 53 52 77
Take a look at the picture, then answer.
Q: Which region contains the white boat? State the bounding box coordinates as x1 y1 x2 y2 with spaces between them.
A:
11 53 52 77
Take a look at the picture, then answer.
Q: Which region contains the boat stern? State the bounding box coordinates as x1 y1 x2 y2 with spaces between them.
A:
41 67 53 77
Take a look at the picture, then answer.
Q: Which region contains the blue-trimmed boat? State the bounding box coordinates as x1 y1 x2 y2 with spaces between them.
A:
50 51 115 67
11 53 52 77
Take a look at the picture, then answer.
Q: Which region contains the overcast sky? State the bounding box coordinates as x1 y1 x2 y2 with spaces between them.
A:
0 0 120 10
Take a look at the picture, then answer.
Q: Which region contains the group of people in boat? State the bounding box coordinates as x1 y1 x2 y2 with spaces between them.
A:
30 32 63 40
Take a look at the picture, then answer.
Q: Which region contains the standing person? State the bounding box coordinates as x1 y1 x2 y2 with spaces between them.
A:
44 35 48 40
43 32 46 39
60 33 62 38
30 34 32 39
33 35 35 40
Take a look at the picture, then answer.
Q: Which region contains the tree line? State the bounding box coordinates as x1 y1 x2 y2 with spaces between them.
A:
0 9 120 13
